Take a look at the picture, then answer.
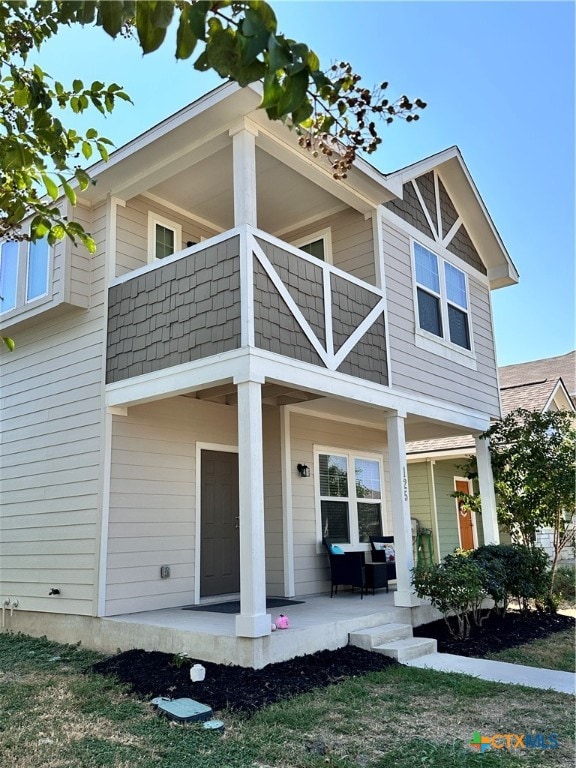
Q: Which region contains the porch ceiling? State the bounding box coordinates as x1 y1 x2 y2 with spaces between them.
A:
183 382 323 407
147 144 348 235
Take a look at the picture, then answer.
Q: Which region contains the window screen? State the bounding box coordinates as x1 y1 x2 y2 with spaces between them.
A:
299 238 325 261
448 305 470 349
417 288 442 337
0 241 18 312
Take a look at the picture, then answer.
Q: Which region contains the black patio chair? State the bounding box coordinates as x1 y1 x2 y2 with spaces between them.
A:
323 538 366 598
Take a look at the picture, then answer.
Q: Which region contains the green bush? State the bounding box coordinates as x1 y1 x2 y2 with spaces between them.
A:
412 553 486 639
551 564 576 607
471 543 551 613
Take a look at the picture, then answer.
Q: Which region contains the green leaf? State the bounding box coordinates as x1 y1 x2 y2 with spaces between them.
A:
72 79 83 93
86 128 98 139
74 168 91 190
239 9 268 65
12 87 29 108
58 174 77 205
277 70 309 117
2 336 15 352
187 1 208 40
247 0 277 33
42 173 59 200
97 0 125 38
205 26 241 79
268 33 291 72
175 5 198 60
260 72 282 109
135 1 170 54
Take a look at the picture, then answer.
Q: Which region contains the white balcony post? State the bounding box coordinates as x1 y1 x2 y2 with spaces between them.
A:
387 412 420 607
230 122 258 228
475 435 500 544
235 377 271 637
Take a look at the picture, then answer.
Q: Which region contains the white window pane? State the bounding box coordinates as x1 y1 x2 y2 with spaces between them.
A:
0 241 18 312
155 224 175 259
319 454 348 497
414 243 440 293
445 263 467 308
27 238 49 301
355 458 381 499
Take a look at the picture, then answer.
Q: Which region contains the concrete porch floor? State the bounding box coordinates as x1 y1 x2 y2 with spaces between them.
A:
102 588 442 668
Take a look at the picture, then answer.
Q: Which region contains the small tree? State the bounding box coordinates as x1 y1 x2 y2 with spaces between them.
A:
460 409 575 586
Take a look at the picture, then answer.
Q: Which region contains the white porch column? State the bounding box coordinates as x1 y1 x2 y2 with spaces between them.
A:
235 377 271 637
230 122 258 228
475 435 500 544
387 413 420 607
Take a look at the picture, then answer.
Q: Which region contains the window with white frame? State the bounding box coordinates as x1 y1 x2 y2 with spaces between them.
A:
413 241 471 350
318 451 384 545
0 236 50 314
148 213 182 261
292 228 332 263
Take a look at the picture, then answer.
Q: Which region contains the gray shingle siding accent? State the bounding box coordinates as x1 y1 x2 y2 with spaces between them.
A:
253 259 324 367
337 315 388 385
438 178 459 238
330 274 380 354
447 223 486 274
384 181 434 239
255 238 325 345
415 171 437 228
106 237 241 383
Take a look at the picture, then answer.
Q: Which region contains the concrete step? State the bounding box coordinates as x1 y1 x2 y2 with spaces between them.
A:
349 623 413 650
373 637 437 663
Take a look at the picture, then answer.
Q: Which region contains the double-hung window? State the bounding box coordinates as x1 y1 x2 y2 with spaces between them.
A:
0 236 50 314
318 451 384 545
414 241 471 351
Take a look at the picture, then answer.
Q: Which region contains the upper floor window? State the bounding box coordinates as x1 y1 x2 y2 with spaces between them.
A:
148 213 182 262
293 228 332 263
413 241 471 350
0 237 50 314
317 450 383 545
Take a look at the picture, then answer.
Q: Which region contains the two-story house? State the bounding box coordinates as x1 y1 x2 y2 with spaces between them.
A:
0 83 518 667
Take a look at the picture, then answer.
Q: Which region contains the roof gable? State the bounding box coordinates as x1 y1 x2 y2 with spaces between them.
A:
385 147 518 289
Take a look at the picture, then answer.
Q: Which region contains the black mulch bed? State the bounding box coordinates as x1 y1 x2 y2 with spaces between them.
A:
90 611 574 716
90 645 398 715
413 610 575 657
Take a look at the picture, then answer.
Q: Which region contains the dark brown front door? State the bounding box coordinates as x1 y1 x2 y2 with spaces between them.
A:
455 479 475 550
200 450 240 597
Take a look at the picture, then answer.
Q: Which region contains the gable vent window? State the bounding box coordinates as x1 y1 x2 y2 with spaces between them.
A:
292 228 332 264
414 241 471 351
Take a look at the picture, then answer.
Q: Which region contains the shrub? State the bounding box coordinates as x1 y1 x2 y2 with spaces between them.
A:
551 564 576 608
412 553 486 639
471 543 552 613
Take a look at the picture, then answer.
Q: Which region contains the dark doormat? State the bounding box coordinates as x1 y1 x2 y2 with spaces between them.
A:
183 598 304 613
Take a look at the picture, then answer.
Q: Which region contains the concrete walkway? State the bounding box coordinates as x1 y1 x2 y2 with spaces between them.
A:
405 653 575 695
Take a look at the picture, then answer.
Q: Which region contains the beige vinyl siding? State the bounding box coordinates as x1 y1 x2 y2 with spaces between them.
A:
0 203 107 614
381 218 500 417
281 208 376 285
106 397 283 615
407 462 437 562
66 202 92 308
115 196 218 277
289 412 391 596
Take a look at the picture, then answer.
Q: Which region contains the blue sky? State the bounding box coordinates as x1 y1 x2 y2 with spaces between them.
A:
33 1 575 366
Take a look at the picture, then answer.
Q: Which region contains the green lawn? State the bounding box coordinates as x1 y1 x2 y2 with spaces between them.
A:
486 629 575 672
0 632 574 768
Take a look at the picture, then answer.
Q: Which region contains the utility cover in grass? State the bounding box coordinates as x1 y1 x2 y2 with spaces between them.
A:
152 696 213 723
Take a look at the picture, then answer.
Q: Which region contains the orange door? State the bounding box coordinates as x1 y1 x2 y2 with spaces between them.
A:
455 479 475 550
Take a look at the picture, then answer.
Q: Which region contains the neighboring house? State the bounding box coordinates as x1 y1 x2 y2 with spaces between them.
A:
0 83 518 665
407 351 575 560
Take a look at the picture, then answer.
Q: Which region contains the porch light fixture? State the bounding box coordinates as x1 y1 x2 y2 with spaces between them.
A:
297 463 310 478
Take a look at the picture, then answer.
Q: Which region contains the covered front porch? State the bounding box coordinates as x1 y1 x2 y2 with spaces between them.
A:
101 589 441 668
